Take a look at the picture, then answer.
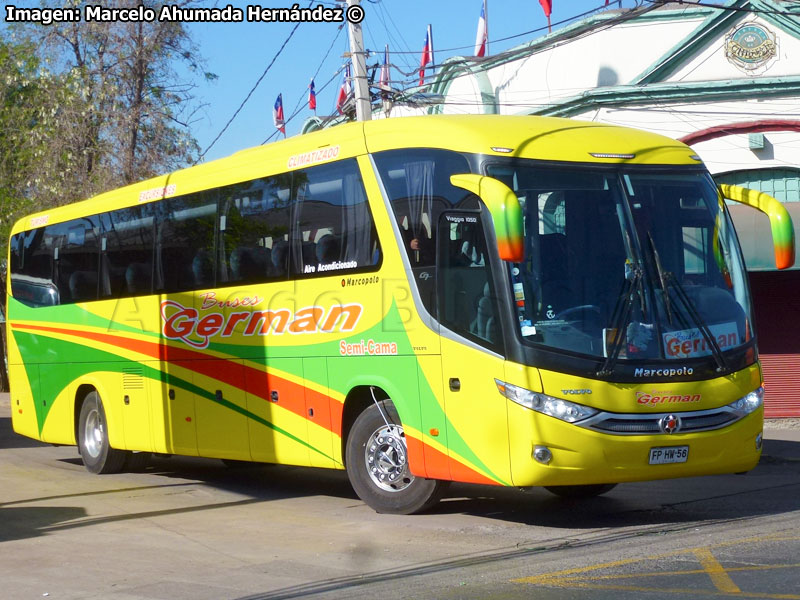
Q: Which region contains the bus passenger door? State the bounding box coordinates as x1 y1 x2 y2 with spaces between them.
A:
436 211 511 487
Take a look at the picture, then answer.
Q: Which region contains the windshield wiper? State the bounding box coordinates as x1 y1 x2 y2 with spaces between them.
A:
648 234 674 327
645 235 730 374
597 264 643 377
663 272 730 374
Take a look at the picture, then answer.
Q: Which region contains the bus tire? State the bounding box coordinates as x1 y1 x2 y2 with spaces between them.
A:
124 451 152 472
346 400 448 514
78 391 127 474
544 483 617 499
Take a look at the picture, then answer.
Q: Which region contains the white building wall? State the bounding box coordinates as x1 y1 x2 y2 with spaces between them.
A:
668 15 800 82
489 16 705 113
369 5 800 181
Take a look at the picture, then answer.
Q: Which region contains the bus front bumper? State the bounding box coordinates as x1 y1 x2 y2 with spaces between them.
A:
508 407 764 487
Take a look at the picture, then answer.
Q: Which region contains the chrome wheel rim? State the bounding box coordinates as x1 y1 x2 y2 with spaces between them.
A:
365 424 413 492
83 408 104 459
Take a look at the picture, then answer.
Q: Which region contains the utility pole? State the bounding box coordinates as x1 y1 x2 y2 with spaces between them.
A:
347 0 371 121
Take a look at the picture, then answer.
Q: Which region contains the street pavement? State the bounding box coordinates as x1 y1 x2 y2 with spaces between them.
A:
1 390 799 600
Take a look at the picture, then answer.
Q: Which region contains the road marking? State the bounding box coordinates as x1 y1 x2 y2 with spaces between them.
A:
514 536 800 598
693 547 740 593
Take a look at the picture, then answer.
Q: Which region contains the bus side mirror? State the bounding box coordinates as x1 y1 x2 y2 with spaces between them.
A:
449 174 524 263
719 184 795 270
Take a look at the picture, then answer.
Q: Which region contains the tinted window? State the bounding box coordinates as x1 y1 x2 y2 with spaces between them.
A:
219 175 292 285
373 149 473 268
437 212 500 351
100 204 155 297
9 160 381 306
23 217 102 304
291 160 380 277
10 229 60 307
154 192 218 293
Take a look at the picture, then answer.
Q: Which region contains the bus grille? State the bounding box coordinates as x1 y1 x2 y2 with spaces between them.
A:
581 407 742 435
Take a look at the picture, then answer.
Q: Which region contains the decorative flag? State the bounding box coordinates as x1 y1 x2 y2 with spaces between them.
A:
474 1 487 57
539 0 552 33
308 79 317 111
419 26 433 85
336 63 351 114
380 44 390 92
273 93 285 135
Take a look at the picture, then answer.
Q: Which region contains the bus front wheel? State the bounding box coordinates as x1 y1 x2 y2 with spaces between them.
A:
78 391 127 474
345 400 448 514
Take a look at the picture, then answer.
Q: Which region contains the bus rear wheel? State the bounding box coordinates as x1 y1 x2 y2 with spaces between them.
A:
345 400 448 514
78 391 127 474
544 483 617 499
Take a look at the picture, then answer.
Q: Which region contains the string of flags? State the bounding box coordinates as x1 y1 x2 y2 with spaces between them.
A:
272 93 285 136
270 1 623 135
539 0 552 33
308 79 316 112
336 63 352 114
380 44 391 96
419 25 434 85
475 0 488 57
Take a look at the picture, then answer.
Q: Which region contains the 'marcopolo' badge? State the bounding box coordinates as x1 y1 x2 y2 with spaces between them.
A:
725 22 778 75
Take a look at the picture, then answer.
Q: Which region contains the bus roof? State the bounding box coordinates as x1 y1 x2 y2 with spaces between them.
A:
11 114 698 236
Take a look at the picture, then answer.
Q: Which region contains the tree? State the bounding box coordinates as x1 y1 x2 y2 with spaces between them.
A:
0 2 213 390
20 1 211 188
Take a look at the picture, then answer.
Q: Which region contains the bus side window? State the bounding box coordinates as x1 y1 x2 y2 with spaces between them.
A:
100 204 155 298
46 218 101 304
436 212 501 351
373 148 474 317
154 192 217 293
290 159 380 277
9 229 61 307
219 176 291 285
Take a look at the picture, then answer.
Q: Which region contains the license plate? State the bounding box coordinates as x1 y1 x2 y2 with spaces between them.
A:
649 446 689 465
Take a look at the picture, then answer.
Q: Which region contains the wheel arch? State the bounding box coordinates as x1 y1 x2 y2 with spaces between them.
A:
339 374 421 469
71 374 123 450
73 384 97 445
341 386 382 467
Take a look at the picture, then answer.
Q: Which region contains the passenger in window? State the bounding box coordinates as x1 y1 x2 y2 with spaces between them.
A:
398 215 434 266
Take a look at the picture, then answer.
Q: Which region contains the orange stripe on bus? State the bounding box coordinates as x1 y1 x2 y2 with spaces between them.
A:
12 322 343 436
406 431 500 486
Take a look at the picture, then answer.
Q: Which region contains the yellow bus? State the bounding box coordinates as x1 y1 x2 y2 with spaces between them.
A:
6 115 794 514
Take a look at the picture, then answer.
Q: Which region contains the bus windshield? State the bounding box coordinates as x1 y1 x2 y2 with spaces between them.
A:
487 161 753 367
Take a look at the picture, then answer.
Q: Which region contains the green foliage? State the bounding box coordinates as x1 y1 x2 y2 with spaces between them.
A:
0 6 213 387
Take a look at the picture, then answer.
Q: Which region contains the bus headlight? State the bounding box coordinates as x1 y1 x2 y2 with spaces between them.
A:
495 380 598 423
727 386 764 415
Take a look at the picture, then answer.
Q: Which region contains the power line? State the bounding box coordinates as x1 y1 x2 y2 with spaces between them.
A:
199 1 314 160
378 0 624 57
261 24 347 145
645 0 800 17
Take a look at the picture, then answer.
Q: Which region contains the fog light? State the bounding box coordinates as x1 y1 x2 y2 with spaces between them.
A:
756 433 763 451
533 445 552 465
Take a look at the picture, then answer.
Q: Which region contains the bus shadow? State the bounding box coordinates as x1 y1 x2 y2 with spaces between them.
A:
7 411 797 532
120 454 359 504
88 443 800 530
432 450 800 527
0 506 88 542
0 417 50 449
